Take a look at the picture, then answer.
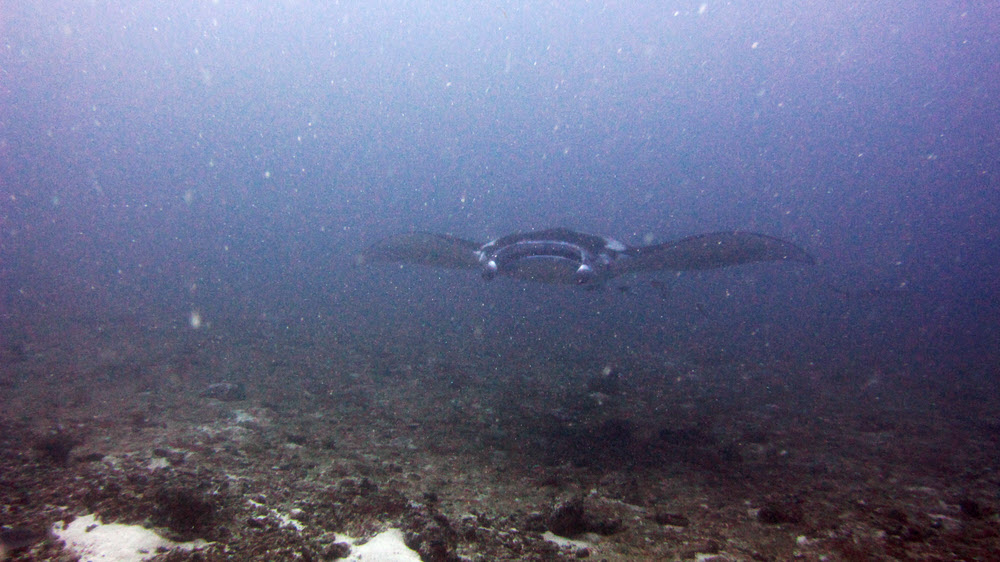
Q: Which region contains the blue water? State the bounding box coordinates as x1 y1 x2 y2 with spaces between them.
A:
2 2 998 375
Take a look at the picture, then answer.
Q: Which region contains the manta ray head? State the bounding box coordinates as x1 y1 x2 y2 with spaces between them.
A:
476 230 625 285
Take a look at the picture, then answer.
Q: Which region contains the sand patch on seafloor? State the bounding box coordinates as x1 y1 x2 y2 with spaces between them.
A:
340 528 422 561
542 530 596 551
52 514 209 562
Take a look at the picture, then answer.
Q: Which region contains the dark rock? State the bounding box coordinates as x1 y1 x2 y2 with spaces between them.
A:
886 508 908 524
549 499 588 537
680 539 721 558
548 497 623 538
0 526 46 553
129 410 158 429
200 382 247 401
523 511 548 533
404 511 459 562
32 432 79 465
285 433 308 446
152 486 218 540
959 498 984 519
151 448 186 466
718 442 743 464
757 502 803 525
325 542 352 558
877 508 929 542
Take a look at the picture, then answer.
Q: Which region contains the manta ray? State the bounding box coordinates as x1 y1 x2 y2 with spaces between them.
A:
362 227 814 286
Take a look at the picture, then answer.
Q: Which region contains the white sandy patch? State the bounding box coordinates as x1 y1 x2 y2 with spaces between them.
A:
341 528 421 561
52 513 209 562
542 530 595 551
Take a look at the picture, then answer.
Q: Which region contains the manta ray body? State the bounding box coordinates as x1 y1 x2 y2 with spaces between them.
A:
363 228 814 286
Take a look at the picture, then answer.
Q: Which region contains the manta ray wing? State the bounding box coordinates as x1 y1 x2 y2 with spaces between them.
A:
621 231 814 273
362 232 482 269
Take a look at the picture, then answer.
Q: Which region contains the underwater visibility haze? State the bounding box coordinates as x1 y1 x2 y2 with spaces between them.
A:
1 1 999 560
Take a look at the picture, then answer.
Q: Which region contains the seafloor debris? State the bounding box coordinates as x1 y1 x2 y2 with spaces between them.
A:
2 324 999 560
